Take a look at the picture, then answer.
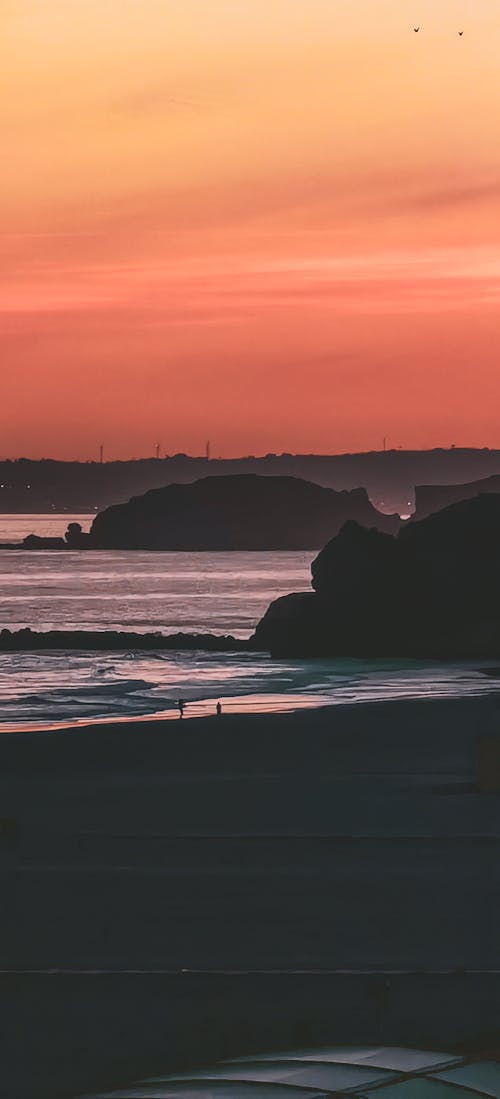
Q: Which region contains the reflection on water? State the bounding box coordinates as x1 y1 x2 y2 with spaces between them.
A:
0 548 312 637
0 649 498 731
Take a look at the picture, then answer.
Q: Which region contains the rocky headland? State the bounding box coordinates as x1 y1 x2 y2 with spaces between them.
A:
253 493 500 657
87 474 399 550
0 476 400 551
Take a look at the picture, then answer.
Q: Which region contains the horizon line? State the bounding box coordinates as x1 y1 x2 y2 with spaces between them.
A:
0 445 498 464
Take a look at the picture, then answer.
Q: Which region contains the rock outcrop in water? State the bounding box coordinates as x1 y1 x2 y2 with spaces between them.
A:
22 534 66 550
88 474 399 550
253 494 500 657
0 628 248 652
65 522 91 548
3 525 92 551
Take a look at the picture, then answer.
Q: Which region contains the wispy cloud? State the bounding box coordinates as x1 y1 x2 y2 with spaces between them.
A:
4 245 500 318
389 178 500 213
109 83 209 116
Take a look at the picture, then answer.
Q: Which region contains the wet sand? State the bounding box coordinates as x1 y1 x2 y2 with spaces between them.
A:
1 696 500 1097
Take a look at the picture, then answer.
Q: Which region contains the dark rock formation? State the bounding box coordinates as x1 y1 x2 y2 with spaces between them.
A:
253 494 500 657
22 534 66 550
311 522 398 600
251 592 332 656
65 522 91 548
0 628 248 653
89 474 399 550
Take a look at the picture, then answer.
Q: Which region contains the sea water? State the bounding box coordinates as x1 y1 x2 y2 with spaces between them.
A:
0 515 498 728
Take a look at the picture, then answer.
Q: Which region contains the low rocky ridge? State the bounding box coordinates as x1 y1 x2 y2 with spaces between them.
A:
253 493 500 657
0 628 248 652
87 474 399 550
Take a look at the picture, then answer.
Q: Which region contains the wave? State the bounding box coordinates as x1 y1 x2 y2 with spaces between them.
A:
0 649 500 730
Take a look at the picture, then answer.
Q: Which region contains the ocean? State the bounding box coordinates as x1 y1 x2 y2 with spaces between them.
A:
0 514 498 728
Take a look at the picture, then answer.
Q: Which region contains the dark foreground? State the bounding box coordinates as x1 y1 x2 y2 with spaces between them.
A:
1 696 500 1098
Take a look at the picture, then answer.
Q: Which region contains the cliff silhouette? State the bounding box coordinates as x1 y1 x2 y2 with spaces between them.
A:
253 494 500 657
414 473 500 520
88 475 399 550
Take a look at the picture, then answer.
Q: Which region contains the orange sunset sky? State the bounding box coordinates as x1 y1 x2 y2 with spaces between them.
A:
3 0 500 459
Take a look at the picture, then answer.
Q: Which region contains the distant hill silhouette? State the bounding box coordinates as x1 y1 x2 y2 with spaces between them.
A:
89 475 399 550
253 494 500 656
414 474 500 520
4 448 500 516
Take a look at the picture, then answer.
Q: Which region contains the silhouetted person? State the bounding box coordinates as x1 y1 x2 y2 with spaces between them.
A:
216 700 222 717
178 699 185 719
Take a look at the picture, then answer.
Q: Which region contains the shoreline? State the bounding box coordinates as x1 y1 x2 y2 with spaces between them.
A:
3 672 500 735
4 667 500 735
0 691 335 735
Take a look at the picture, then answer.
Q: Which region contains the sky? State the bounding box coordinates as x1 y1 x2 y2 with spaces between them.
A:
3 0 500 459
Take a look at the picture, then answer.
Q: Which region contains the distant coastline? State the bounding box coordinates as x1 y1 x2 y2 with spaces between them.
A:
3 448 500 517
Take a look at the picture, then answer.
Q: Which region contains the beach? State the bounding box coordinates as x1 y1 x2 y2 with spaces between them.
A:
1 694 500 1097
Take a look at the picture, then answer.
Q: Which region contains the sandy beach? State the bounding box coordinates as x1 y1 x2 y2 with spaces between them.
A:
2 695 500 1098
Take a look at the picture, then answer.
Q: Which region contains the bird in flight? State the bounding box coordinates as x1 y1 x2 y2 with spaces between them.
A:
413 26 420 32
458 30 464 35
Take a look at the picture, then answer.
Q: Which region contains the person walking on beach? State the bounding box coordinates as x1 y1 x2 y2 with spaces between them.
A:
216 700 222 717
178 699 185 719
